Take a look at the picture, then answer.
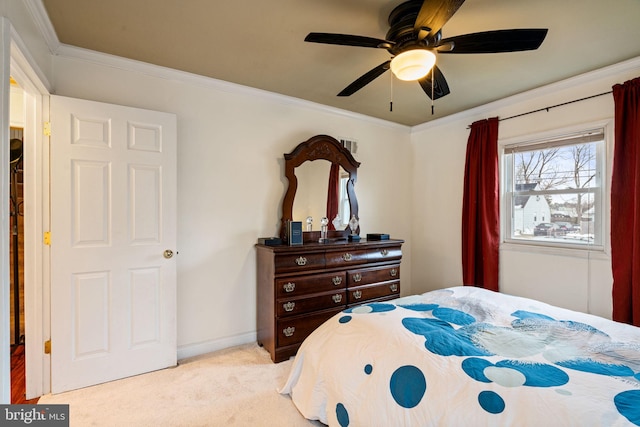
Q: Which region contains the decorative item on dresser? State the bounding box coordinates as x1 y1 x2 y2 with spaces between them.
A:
256 239 403 362
256 134 403 362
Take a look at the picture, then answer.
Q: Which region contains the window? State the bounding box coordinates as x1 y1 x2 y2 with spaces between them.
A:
337 175 350 227
503 128 605 248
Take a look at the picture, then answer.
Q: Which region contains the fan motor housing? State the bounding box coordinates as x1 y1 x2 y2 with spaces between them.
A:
386 1 440 55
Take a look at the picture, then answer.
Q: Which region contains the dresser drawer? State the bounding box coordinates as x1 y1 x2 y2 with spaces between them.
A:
325 249 369 267
348 264 400 286
348 280 400 304
277 290 346 317
367 246 402 263
275 252 325 273
276 271 346 298
277 309 342 347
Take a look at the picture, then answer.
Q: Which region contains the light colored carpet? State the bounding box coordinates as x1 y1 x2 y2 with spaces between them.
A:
38 343 324 427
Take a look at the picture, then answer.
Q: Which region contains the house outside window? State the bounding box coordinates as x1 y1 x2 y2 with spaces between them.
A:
503 128 605 249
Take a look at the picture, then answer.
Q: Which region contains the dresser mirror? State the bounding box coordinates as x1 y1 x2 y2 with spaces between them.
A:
280 135 360 241
292 161 349 227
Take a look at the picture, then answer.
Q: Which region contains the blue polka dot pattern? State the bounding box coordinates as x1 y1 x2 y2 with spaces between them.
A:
555 359 634 377
461 358 493 383
339 315 352 324
400 303 439 312
478 390 505 414
402 317 491 357
494 360 569 387
460 357 569 387
344 303 396 314
614 390 640 425
511 310 555 321
395 302 638 418
331 290 640 422
336 403 350 427
389 365 427 408
432 307 476 325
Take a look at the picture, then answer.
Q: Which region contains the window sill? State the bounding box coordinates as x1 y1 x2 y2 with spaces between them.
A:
501 240 609 260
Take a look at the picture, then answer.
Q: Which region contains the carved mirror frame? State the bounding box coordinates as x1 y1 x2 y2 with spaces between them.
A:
280 135 360 241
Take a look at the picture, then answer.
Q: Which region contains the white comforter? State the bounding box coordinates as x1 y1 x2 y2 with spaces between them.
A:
280 286 640 426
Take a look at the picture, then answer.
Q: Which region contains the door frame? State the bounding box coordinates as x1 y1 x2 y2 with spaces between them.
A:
3 20 51 400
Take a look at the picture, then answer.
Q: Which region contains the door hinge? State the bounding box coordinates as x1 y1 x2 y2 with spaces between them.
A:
43 231 51 246
43 122 51 137
44 340 51 354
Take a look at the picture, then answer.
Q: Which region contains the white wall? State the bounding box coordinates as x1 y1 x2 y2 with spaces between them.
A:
50 51 413 357
410 57 640 319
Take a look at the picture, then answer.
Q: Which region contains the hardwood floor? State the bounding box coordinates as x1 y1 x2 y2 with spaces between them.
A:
11 345 39 404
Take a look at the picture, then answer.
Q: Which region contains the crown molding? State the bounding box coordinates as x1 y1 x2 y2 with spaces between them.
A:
23 0 60 54
51 42 410 132
412 55 640 133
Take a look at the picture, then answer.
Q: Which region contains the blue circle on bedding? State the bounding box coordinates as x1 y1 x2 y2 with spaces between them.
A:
432 307 476 325
478 390 505 414
389 365 426 408
614 390 640 425
336 403 350 427
339 315 352 324
364 364 373 375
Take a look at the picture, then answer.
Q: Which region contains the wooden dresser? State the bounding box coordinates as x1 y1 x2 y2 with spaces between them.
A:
256 238 403 362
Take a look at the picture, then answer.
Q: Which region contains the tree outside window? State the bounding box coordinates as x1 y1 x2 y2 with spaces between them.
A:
504 128 604 248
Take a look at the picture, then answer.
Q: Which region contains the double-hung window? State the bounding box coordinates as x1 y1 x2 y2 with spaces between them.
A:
503 128 605 249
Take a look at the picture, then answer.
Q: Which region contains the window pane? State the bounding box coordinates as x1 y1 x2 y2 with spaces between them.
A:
504 130 603 248
513 143 597 191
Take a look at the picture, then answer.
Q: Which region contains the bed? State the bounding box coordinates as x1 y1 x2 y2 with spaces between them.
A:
279 286 640 426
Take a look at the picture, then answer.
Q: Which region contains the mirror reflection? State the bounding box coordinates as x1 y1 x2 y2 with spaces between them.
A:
292 161 350 230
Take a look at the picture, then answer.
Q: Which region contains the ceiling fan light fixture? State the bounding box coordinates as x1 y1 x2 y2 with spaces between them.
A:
390 49 436 81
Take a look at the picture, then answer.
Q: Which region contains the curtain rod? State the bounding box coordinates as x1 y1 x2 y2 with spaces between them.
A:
499 90 613 123
466 90 613 128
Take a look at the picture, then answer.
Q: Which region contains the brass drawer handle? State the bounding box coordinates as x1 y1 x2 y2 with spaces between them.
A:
283 326 295 337
332 276 343 286
332 294 343 303
390 268 398 277
283 302 295 312
381 249 389 256
390 283 398 292
353 290 362 300
295 256 307 266
283 282 296 293
342 253 352 261
353 273 362 282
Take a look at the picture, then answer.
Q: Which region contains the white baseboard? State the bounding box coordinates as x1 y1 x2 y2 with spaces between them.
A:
177 332 257 361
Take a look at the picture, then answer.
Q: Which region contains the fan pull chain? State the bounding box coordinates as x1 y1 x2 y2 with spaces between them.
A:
389 71 393 112
431 69 435 115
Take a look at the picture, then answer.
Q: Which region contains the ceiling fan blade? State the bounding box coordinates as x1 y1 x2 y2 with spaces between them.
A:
338 61 391 96
418 65 450 100
414 0 466 39
305 33 393 49
439 29 548 53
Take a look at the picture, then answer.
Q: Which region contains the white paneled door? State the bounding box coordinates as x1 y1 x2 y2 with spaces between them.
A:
50 96 177 393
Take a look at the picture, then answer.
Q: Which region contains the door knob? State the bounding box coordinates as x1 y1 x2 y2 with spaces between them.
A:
163 249 174 259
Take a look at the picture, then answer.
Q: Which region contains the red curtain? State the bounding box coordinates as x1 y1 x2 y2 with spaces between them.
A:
611 77 640 326
327 163 340 231
462 117 500 291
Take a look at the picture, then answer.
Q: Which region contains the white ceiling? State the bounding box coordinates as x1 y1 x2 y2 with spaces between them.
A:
41 0 640 126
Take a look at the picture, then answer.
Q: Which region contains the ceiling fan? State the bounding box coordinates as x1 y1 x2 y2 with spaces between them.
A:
304 0 548 102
